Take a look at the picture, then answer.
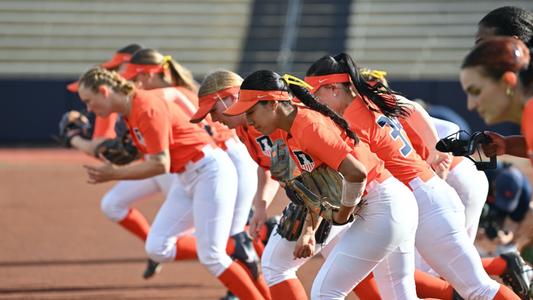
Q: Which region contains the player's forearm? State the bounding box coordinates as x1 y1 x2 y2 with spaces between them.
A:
113 157 168 180
71 136 105 156
254 168 280 210
503 136 528 158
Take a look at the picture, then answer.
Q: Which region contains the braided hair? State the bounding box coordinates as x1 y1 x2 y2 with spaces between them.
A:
79 67 134 95
306 53 410 119
240 70 358 143
478 6 533 47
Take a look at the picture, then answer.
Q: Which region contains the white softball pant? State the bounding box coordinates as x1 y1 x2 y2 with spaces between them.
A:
311 177 419 300
446 159 489 241
144 146 239 276
411 176 500 300
224 138 258 235
261 218 351 287
100 173 175 222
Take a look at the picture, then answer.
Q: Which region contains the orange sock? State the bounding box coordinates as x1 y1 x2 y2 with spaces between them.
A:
482 257 507 276
493 284 520 300
118 208 150 241
174 235 198 260
218 262 265 300
270 279 307 300
414 270 454 300
253 238 265 257
255 273 272 300
226 236 236 256
352 273 381 300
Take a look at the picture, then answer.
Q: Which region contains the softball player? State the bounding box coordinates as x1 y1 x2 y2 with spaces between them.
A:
191 70 384 300
224 70 421 300
121 51 266 292
77 67 267 300
65 44 172 279
303 53 519 299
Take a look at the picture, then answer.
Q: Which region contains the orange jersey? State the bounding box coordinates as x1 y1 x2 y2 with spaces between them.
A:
521 98 533 163
92 113 118 139
344 99 434 185
235 125 286 170
285 107 390 185
124 89 213 173
158 87 234 149
400 116 464 171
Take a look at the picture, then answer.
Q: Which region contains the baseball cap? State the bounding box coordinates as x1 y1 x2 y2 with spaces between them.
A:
223 90 291 116
190 86 240 123
493 166 524 213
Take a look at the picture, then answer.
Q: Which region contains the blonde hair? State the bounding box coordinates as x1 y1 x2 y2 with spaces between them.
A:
129 48 199 93
79 67 134 95
199 70 243 97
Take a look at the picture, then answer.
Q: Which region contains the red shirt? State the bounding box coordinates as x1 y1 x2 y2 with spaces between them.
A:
344 98 434 185
235 125 286 170
124 89 213 173
285 107 390 186
92 114 118 139
521 98 533 163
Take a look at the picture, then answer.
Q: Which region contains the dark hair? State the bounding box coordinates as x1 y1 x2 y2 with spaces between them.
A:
478 6 533 46
129 48 198 92
461 37 530 80
519 46 533 95
241 70 358 143
306 53 410 118
117 43 143 55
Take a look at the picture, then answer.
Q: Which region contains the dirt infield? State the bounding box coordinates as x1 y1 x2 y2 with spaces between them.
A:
0 148 354 300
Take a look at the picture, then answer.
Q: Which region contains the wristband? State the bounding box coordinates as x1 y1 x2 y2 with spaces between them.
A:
341 179 366 207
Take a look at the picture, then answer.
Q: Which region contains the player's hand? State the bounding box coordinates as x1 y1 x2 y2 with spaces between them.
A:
293 231 315 259
248 206 267 239
83 162 117 184
431 153 452 180
481 131 507 157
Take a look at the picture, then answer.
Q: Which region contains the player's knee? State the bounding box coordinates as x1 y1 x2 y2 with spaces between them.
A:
100 193 127 221
197 249 231 276
145 235 175 263
262 261 297 287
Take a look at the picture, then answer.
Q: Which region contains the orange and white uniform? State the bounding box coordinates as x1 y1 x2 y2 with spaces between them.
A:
305 73 502 299
282 108 419 300
165 85 260 237
120 89 238 277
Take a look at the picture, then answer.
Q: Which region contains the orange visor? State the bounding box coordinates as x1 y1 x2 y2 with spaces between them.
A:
190 86 241 123
66 81 79 92
120 63 164 80
223 90 290 116
100 53 132 69
304 73 351 93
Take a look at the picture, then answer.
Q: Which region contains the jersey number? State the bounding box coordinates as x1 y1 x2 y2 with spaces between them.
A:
376 115 412 157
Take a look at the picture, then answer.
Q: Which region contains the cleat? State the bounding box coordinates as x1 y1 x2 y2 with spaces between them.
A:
142 258 162 279
230 231 260 280
220 290 239 300
500 252 530 299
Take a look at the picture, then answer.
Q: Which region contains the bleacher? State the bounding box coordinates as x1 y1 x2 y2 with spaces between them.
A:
0 0 252 77
347 0 533 79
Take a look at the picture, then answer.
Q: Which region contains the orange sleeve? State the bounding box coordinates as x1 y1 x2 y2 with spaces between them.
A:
137 106 170 154
521 100 533 160
92 113 118 139
296 123 352 170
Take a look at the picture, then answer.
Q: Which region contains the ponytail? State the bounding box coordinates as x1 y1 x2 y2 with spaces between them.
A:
333 53 410 118
284 79 359 144
167 59 199 93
